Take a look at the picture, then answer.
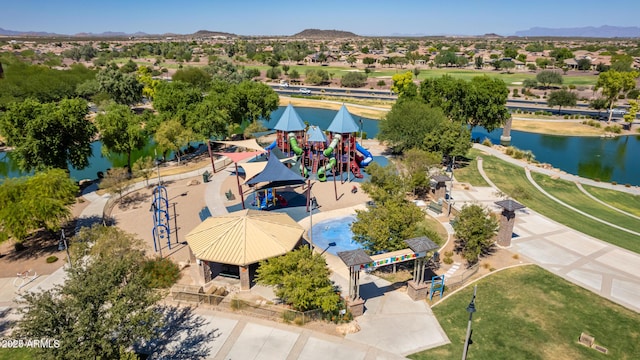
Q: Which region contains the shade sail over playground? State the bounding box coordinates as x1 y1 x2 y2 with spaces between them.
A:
245 153 306 185
185 209 304 266
327 104 359 134
273 103 306 131
212 139 266 152
214 151 264 164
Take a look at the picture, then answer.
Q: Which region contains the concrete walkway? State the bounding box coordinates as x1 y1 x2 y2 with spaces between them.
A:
454 144 640 313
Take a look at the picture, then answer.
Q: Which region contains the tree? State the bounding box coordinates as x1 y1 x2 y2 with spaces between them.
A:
265 66 281 79
423 120 472 158
589 98 608 117
391 71 417 99
595 70 639 123
340 72 368 88
95 103 147 171
96 67 143 105
0 169 77 243
304 69 329 85
362 57 376 67
255 247 340 312
577 58 592 71
289 69 300 79
623 96 639 130
17 225 209 359
378 100 446 153
452 204 498 264
100 167 132 202
172 66 212 91
119 59 138 73
547 89 577 113
400 148 441 197
522 78 538 89
346 55 356 67
464 76 510 132
474 56 483 69
550 48 574 63
155 119 193 163
0 98 96 172
132 156 155 186
152 81 202 124
536 70 563 88
501 60 516 74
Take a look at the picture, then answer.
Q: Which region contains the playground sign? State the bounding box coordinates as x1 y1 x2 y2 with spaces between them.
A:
355 251 427 271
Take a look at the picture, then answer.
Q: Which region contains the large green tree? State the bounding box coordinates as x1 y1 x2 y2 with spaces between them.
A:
453 204 498 264
96 67 143 105
255 246 340 312
423 120 472 158
152 80 203 125
547 89 578 113
95 103 147 171
536 70 563 88
0 98 96 172
595 69 639 123
400 148 441 198
155 119 193 163
378 100 446 153
17 225 209 359
0 169 77 243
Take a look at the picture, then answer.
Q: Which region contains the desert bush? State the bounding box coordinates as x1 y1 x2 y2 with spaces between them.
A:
443 257 453 265
46 256 59 263
142 257 180 288
482 138 493 146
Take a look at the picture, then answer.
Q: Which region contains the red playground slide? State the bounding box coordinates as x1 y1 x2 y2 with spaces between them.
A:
350 161 364 178
275 194 288 206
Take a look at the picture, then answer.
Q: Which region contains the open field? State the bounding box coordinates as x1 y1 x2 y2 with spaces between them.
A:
480 154 640 254
582 185 640 217
410 265 640 360
532 172 640 233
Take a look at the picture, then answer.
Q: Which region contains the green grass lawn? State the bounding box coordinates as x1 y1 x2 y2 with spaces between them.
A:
410 265 640 360
452 148 490 187
0 348 35 360
532 172 640 234
481 155 640 254
582 185 640 217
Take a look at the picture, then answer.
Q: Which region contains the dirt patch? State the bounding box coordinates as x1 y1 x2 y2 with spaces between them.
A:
0 197 88 278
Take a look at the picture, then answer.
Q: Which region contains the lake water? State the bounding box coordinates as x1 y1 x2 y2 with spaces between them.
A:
2 106 639 186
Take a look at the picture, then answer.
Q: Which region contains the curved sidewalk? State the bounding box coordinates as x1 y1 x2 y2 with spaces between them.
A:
459 147 640 313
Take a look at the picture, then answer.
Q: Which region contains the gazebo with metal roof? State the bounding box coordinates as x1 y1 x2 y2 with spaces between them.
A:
494 199 526 247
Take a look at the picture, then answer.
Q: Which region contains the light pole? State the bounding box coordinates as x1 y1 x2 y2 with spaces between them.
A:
462 285 477 360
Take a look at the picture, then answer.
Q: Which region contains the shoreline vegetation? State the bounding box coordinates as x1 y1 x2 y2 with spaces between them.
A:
279 96 634 137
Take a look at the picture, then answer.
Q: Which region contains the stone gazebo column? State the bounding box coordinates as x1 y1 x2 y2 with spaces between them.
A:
239 265 251 291
431 175 451 202
404 236 440 301
500 116 513 144
494 199 526 247
337 249 372 317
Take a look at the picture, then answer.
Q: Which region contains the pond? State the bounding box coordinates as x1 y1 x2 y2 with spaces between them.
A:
2 106 639 186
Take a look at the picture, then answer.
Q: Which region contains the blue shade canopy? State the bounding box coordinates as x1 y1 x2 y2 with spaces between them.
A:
306 125 327 143
245 151 306 185
327 105 359 134
273 104 306 131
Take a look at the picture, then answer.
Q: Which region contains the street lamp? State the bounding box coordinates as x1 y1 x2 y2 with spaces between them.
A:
462 285 477 360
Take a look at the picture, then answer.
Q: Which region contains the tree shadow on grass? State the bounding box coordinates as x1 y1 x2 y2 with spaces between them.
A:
136 305 218 360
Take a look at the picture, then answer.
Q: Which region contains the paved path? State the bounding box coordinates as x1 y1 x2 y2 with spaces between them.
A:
454 145 640 313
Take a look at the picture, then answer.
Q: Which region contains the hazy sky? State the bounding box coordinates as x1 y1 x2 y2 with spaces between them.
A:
2 0 639 36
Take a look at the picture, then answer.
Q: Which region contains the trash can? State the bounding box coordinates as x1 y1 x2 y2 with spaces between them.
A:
202 171 210 183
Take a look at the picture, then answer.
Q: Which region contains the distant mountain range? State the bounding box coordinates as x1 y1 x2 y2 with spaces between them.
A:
2 25 639 39
514 25 640 38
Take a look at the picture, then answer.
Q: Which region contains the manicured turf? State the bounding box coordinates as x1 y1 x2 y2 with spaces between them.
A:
0 348 35 360
532 172 640 234
452 149 490 187
481 155 640 254
410 266 640 360
582 185 640 217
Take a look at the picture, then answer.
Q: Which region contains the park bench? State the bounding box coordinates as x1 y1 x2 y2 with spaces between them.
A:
428 201 443 214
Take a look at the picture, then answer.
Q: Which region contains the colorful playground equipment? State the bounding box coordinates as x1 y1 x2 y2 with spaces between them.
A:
317 134 341 182
256 188 287 209
288 132 309 178
151 184 171 253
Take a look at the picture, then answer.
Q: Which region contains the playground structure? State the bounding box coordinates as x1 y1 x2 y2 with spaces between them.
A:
151 184 172 253
267 104 374 182
253 187 288 210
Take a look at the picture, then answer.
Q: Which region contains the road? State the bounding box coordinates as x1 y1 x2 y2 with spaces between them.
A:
268 83 637 120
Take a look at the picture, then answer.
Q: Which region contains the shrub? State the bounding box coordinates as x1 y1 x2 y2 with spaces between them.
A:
143 257 180 288
14 242 25 251
625 184 631 187
376 80 386 87
512 254 519 260
604 125 622 134
443 257 453 265
444 251 454 257
46 256 59 263
611 181 617 185
627 89 640 99
482 138 493 146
